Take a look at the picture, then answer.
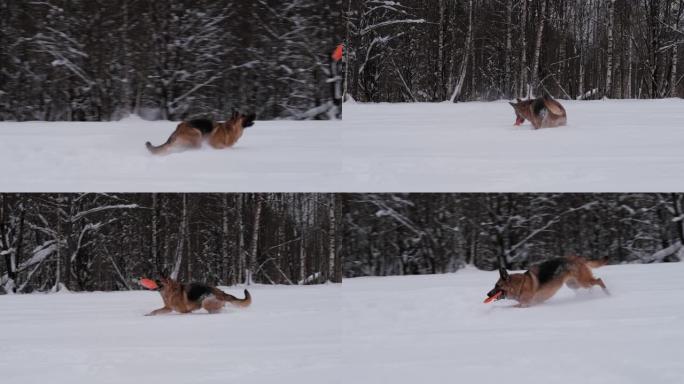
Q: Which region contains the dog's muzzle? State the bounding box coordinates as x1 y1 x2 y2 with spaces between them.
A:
487 288 505 301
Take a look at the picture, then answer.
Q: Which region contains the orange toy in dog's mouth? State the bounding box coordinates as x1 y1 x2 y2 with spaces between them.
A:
139 278 158 290
483 290 502 304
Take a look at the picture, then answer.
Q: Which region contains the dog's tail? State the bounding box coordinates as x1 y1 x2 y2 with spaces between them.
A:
212 288 251 308
146 140 170 155
145 141 160 153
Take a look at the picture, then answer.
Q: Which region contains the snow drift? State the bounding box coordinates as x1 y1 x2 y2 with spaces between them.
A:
0 284 342 384
342 262 684 384
341 99 684 192
2 99 683 192
0 116 341 192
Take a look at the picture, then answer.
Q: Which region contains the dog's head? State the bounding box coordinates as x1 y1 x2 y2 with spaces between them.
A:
154 271 181 295
509 98 528 125
228 110 256 130
486 268 527 302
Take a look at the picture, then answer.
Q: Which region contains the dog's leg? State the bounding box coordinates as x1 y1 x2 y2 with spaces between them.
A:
565 278 581 294
187 129 203 148
145 306 172 316
577 272 610 296
202 297 225 314
593 278 610 295
171 128 203 150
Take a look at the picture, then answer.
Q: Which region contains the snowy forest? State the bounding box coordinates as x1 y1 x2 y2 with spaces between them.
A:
0 0 343 121
0 193 341 294
346 0 684 102
341 194 684 277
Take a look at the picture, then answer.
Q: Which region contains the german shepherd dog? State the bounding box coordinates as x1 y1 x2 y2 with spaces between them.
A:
509 96 567 129
145 111 256 155
146 276 251 315
485 256 609 307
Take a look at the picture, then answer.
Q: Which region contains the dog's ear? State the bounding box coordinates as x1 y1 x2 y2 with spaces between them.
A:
516 98 522 103
499 267 509 281
231 110 239 120
160 268 169 279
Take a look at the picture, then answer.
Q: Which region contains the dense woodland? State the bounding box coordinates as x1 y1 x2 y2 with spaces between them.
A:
0 0 343 121
347 0 684 102
342 194 684 277
0 193 341 294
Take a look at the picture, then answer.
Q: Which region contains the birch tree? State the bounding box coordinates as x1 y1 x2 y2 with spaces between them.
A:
170 194 188 280
450 0 474 102
529 0 546 97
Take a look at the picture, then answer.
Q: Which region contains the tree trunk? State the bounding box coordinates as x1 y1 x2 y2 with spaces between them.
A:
530 0 546 98
221 194 230 284
161 195 170 272
450 0 473 102
63 196 74 291
606 0 615 98
627 35 633 98
236 194 245 284
171 194 187 280
54 196 63 291
670 0 681 97
328 194 337 282
11 201 25 293
672 194 684 244
438 0 446 100
519 0 528 97
504 0 513 98
343 0 352 100
247 194 263 285
299 195 308 284
151 193 159 272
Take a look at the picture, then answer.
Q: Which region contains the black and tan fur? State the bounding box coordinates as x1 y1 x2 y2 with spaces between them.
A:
509 96 567 129
145 111 256 155
146 276 251 315
486 256 609 307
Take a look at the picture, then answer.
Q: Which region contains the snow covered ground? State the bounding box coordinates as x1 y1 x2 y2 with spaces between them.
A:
0 283 341 384
2 264 682 384
2 99 683 192
0 116 341 192
341 99 684 191
342 262 684 384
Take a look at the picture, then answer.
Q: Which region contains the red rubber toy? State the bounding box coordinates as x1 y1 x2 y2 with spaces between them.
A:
483 290 502 304
139 278 158 290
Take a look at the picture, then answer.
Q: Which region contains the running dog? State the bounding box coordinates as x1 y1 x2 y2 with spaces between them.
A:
145 111 256 154
146 276 251 315
485 256 609 307
509 96 567 129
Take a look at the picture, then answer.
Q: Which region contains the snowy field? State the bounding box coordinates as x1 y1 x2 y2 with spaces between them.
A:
341 99 684 191
342 262 684 384
2 99 684 192
0 116 341 192
0 284 341 384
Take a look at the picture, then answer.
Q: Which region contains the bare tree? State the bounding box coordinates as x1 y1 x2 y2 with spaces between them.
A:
450 0 474 102
247 194 263 285
606 0 616 98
